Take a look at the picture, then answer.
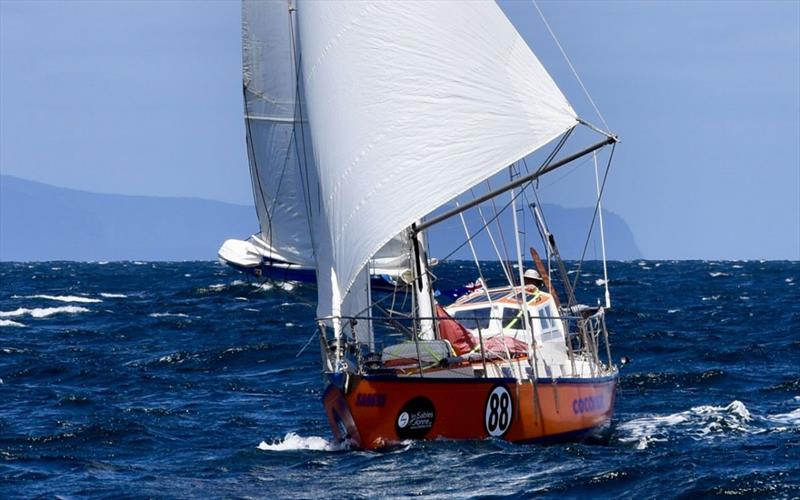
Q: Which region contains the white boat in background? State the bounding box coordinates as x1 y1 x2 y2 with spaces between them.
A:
219 0 409 289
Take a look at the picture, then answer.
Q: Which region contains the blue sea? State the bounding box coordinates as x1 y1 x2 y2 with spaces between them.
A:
0 260 798 498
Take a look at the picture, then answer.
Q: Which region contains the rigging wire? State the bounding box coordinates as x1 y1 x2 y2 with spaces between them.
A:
531 0 611 134
242 84 274 262
570 143 617 293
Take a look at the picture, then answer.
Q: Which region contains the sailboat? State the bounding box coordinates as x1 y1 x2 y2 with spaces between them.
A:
260 0 620 449
218 0 409 289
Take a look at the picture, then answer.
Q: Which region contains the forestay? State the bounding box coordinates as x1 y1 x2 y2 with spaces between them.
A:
297 0 578 318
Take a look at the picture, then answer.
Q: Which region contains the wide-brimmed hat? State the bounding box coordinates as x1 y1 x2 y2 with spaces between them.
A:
523 269 542 281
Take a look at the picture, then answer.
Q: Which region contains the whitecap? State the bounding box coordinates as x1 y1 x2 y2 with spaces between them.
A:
257 432 338 452
595 278 607 286
244 308 259 312
739 296 750 301
235 297 249 301
617 400 754 450
667 309 680 314
0 319 26 328
133 261 146 265
148 312 190 318
766 407 800 427
209 284 226 290
786 277 794 283
99 293 127 298
281 282 296 291
732 264 743 269
184 273 192 277
98 261 109 265
27 294 102 304
0 306 90 318
285 322 295 327
701 295 721 301
709 272 729 278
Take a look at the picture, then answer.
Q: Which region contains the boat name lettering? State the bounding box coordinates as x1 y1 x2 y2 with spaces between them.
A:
572 394 604 414
355 393 387 407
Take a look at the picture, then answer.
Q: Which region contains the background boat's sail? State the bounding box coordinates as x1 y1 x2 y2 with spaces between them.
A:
242 0 317 268
297 0 579 319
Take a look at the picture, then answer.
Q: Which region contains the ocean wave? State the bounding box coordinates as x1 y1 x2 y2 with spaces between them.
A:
0 306 90 318
618 401 753 449
617 400 800 450
148 313 190 318
100 293 128 298
766 407 800 427
709 272 729 277
257 432 339 452
26 294 102 303
0 319 26 327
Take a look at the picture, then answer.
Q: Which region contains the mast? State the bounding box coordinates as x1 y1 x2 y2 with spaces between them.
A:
411 223 436 341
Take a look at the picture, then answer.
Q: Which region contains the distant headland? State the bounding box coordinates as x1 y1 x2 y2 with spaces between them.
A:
0 175 642 261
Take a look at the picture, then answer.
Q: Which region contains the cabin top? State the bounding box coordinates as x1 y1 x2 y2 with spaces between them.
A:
450 285 550 309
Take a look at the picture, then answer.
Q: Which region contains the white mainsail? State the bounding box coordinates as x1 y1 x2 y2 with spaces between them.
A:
297 0 578 320
242 0 317 268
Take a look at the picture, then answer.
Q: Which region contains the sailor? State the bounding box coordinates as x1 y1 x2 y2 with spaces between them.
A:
523 268 545 290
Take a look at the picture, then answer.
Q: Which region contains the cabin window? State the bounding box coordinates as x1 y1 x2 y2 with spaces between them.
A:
538 304 560 340
502 307 525 330
452 307 493 331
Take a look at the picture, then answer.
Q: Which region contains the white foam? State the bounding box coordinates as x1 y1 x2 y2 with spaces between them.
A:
618 400 754 450
732 264 743 269
667 309 680 314
98 261 109 265
709 272 729 277
766 407 800 427
235 297 249 301
257 432 338 452
785 277 794 283
148 312 190 318
27 294 102 303
595 278 607 286
0 319 26 327
209 284 226 290
0 306 90 318
99 293 127 298
701 295 721 301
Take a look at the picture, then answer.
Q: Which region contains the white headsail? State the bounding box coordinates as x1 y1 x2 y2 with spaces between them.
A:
242 0 317 268
297 0 578 319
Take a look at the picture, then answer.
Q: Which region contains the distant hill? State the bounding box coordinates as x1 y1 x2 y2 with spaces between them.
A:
0 175 641 261
0 175 257 261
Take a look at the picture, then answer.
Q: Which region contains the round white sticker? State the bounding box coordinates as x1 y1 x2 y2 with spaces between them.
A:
484 385 513 437
397 411 410 429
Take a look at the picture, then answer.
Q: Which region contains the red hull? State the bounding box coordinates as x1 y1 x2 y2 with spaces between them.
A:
323 373 617 450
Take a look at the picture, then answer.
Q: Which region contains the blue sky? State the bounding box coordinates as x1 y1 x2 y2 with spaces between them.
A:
1 0 798 260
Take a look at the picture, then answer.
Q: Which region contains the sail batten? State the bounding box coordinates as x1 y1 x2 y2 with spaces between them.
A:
298 0 578 307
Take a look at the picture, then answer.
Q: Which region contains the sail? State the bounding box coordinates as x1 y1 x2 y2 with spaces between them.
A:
297 0 578 312
242 0 317 267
